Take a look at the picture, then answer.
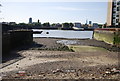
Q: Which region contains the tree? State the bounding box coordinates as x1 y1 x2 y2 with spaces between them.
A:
42 22 50 27
98 24 103 28
103 23 107 28
51 23 56 27
69 23 74 28
18 23 27 26
62 22 70 28
34 22 42 27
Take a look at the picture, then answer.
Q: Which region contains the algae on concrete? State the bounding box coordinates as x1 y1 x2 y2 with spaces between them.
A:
94 31 114 45
68 45 108 52
114 31 120 47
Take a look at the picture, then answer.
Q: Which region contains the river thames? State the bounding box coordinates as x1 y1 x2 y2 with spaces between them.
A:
33 29 93 39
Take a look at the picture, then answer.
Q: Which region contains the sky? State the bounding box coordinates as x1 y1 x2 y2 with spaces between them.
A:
0 0 108 24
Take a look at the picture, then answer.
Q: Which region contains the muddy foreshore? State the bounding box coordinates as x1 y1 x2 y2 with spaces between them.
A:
2 38 120 80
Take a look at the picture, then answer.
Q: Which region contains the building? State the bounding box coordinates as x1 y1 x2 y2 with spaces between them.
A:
74 23 82 28
29 17 32 24
9 22 16 25
88 21 92 27
89 21 92 25
93 23 98 28
107 0 120 27
2 22 9 24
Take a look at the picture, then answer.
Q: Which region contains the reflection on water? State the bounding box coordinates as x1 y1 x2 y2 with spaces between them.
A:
33 29 93 39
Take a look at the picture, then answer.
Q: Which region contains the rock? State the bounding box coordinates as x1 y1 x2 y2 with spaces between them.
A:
29 58 32 60
40 72 45 74
105 71 111 74
111 68 117 72
43 74 45 77
14 76 20 78
105 68 120 75
17 71 26 76
106 67 110 70
65 69 76 73
76 72 79 77
92 78 95 80
111 68 120 74
90 74 94 76
16 66 18 68
52 69 63 74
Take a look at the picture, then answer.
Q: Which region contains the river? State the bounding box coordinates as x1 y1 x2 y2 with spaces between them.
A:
32 29 93 39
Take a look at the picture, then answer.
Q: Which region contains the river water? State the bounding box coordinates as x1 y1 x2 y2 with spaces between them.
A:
33 29 93 39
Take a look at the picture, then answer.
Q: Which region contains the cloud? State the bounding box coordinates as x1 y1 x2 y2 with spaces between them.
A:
55 6 87 11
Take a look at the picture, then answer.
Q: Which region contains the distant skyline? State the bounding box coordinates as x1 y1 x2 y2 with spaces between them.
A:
0 0 108 24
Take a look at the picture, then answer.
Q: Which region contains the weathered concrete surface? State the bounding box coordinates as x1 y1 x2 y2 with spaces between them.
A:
94 28 120 47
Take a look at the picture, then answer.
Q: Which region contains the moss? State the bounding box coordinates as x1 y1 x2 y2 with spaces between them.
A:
68 45 108 52
36 44 74 52
94 31 114 44
114 32 120 45
94 30 120 47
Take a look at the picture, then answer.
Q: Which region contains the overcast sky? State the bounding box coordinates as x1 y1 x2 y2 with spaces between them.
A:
0 0 108 24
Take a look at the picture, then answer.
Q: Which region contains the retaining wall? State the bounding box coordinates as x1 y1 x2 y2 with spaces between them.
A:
9 30 33 48
94 28 120 47
2 30 33 55
2 33 11 54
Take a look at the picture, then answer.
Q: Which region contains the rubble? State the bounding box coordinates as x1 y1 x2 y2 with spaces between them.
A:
16 71 26 76
64 69 76 73
105 68 120 75
111 68 120 74
105 71 111 74
52 69 64 74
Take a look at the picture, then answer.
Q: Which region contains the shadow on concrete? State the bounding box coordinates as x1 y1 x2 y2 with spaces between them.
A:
2 41 43 63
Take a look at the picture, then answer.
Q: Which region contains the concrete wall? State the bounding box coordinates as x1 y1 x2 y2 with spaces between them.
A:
9 30 33 49
2 30 33 56
114 30 120 47
2 33 11 54
94 28 120 47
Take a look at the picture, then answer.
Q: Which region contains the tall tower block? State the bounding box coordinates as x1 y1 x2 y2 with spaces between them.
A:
107 0 120 27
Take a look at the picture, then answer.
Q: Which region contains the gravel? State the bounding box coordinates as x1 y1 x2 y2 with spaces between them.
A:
2 38 120 79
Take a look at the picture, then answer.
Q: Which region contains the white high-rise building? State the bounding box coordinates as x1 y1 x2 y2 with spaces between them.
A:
107 0 120 27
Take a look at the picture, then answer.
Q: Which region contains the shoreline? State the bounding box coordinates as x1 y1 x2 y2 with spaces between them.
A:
33 37 120 52
2 37 120 68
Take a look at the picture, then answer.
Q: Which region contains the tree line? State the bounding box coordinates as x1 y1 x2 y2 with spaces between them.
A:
9 22 74 29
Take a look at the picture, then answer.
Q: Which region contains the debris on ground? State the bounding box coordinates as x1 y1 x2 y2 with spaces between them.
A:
16 71 26 76
52 69 63 74
111 68 120 74
105 68 120 75
64 69 76 73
